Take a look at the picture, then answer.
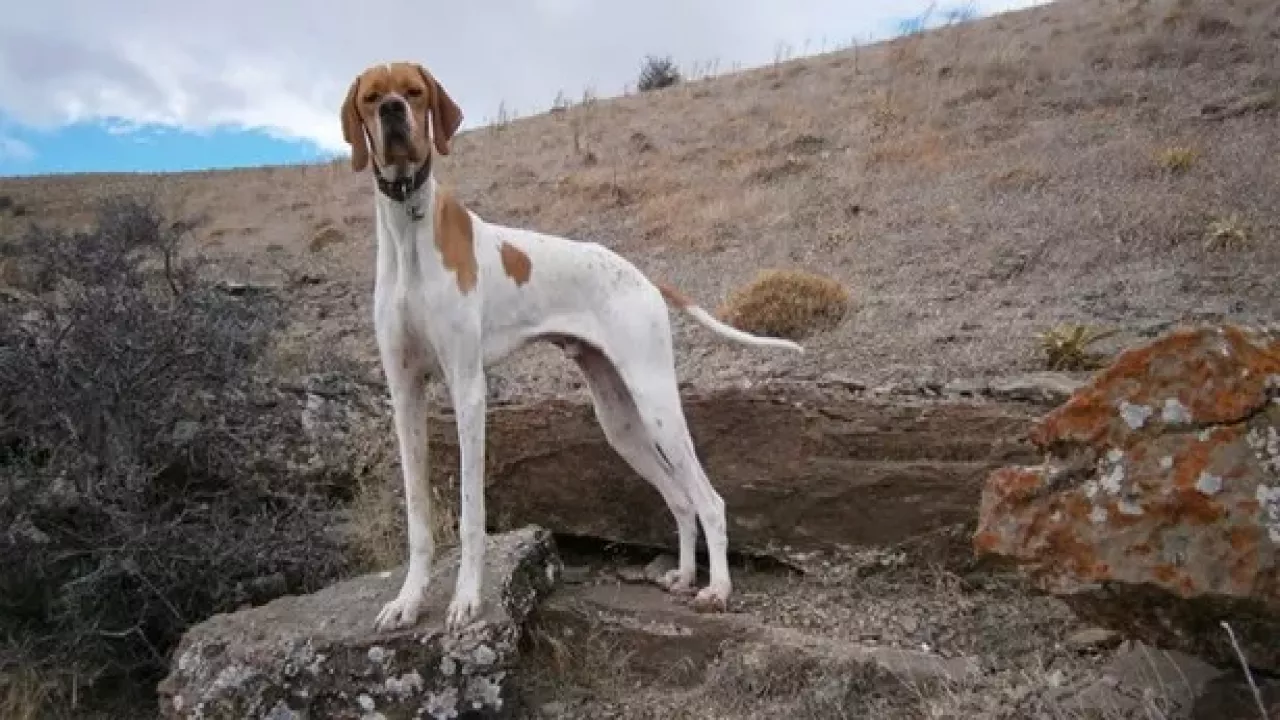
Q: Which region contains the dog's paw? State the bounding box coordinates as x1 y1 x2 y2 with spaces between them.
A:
444 592 482 632
374 588 426 631
656 569 697 597
690 587 729 614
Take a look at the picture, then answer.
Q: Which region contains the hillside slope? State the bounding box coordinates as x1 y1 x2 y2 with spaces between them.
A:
2 0 1277 401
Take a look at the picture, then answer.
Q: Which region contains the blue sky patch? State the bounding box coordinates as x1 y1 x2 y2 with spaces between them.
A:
0 117 331 177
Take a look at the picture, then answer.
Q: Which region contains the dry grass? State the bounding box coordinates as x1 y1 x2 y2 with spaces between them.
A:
1 0 1277 401
345 475 411 573
1155 145 1197 174
1035 323 1119 371
717 269 851 341
345 474 460 573
336 405 461 573
0 670 52 720
1204 212 1251 251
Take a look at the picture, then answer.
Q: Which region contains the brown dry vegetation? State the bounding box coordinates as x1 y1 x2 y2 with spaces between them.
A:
717 269 851 341
2 0 1277 400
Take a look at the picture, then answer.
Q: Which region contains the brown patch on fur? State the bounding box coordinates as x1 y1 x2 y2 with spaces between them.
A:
499 241 532 286
657 282 694 309
434 189 478 293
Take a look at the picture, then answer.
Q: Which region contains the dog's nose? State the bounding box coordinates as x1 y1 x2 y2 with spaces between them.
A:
379 99 407 121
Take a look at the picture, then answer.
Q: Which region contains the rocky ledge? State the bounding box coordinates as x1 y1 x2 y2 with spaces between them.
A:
156 526 562 720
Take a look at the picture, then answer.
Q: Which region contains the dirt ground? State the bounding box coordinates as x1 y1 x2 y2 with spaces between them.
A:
2 0 1277 405
508 539 1263 720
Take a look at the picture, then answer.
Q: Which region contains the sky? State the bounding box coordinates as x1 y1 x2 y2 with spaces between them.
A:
0 0 1051 177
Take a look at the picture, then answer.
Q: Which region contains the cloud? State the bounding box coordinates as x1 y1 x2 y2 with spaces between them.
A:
0 1 1052 156
0 134 35 163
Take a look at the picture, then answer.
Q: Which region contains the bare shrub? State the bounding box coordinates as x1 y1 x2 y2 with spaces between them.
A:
638 55 682 92
0 196 349 713
717 269 851 341
1204 213 1251 251
1155 146 1198 174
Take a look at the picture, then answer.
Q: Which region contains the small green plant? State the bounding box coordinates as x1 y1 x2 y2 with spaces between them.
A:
1036 324 1119 371
637 55 682 92
1155 146 1197 174
1204 213 1249 251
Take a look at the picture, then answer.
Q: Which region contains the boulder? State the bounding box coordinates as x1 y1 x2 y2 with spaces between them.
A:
975 325 1280 672
426 380 1048 561
156 526 562 719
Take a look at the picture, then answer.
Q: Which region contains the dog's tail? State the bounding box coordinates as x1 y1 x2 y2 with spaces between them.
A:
656 282 805 353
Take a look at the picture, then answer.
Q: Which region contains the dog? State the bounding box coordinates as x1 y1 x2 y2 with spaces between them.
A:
339 61 804 632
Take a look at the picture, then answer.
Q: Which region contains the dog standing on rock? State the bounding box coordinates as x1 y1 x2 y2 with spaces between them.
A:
340 61 804 633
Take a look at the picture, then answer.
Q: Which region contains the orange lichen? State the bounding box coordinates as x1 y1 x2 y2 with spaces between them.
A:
1170 439 1215 491
1030 327 1280 452
1153 564 1179 583
987 467 1046 503
1229 526 1258 552
973 530 1002 554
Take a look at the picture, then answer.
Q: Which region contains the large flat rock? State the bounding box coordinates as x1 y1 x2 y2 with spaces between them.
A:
156 526 561 720
426 380 1051 560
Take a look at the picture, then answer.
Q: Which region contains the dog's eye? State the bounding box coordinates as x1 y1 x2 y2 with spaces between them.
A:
362 91 380 103
406 86 424 98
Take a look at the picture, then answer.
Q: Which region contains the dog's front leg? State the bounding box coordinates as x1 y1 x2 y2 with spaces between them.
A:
373 334 435 631
443 353 488 631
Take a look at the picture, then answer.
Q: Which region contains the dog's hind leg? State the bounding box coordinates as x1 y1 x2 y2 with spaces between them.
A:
570 342 700 595
620 368 732 613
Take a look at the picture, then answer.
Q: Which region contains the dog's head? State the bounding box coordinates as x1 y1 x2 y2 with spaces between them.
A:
340 62 464 180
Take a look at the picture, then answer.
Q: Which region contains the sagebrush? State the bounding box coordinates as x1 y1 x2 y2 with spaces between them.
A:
717 269 851 341
0 197 350 713
638 55 682 92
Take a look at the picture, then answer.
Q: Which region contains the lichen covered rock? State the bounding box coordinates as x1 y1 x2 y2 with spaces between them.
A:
156 526 561 719
974 325 1280 672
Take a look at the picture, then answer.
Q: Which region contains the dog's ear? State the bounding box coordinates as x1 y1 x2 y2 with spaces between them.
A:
416 64 464 156
340 75 369 172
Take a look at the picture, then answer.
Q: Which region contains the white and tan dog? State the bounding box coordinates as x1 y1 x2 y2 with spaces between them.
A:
340 61 803 632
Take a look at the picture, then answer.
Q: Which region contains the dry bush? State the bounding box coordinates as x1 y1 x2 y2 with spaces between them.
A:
1204 213 1250 251
0 197 349 713
1155 146 1197 174
717 269 851 341
638 55 682 92
1035 323 1119 371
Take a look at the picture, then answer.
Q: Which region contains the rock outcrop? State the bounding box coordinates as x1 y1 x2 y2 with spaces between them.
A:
975 325 1280 673
425 379 1053 561
156 526 561 719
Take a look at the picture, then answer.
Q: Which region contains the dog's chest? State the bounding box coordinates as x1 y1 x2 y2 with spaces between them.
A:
375 288 443 374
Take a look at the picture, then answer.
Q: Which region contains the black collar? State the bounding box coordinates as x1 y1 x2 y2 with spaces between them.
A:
376 157 431 203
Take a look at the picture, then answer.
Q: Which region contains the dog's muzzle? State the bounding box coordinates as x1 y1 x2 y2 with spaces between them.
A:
379 99 410 145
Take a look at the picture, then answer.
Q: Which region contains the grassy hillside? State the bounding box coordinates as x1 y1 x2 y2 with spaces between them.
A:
2 0 1277 399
